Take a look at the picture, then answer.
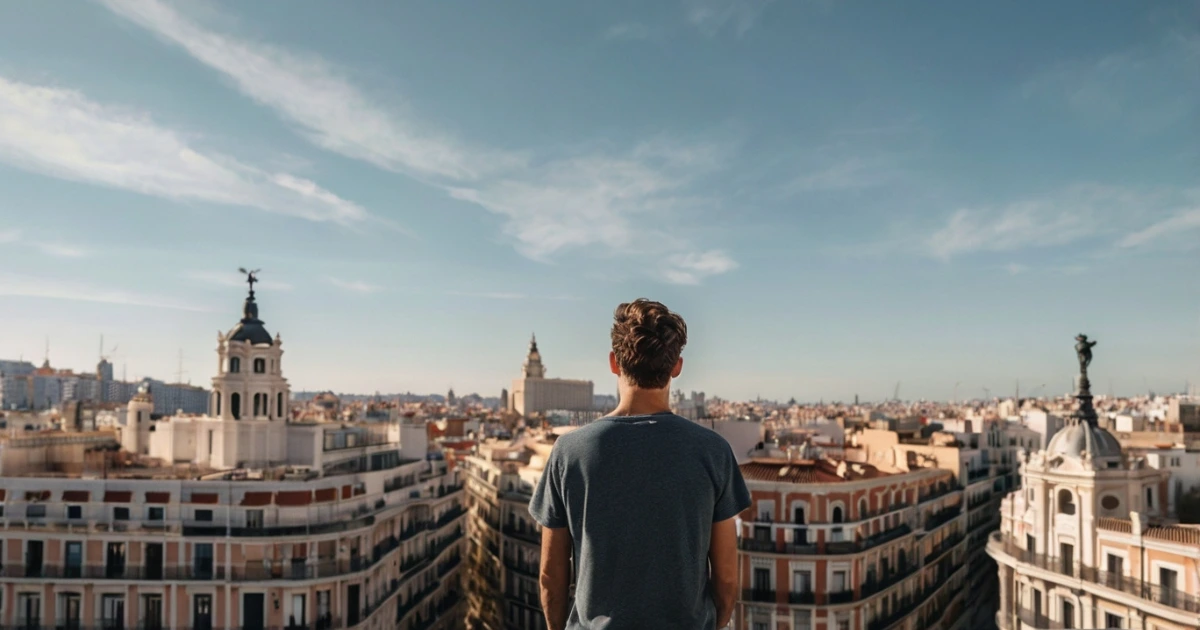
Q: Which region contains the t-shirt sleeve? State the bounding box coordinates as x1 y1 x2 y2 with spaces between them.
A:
529 445 569 529
713 443 751 522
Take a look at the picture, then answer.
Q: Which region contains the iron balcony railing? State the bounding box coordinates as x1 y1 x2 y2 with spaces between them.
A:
924 533 964 564
923 505 962 531
993 535 1200 614
738 524 912 556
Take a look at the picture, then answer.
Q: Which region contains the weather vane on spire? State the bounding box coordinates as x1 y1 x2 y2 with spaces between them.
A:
238 267 261 297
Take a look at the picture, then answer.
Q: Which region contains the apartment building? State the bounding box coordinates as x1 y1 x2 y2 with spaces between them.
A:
0 282 469 630
736 456 967 630
461 430 561 630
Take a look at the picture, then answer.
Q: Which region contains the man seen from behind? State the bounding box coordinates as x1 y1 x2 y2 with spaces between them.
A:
530 298 751 629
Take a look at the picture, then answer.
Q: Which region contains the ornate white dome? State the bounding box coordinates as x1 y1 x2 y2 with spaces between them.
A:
1046 420 1122 464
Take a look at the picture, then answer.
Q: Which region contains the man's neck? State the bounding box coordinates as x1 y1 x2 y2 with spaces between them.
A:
608 385 671 417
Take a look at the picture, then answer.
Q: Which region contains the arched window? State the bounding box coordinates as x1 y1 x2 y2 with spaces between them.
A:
1057 489 1075 515
253 358 266 374
278 392 284 420
832 506 844 523
231 393 241 420
253 393 261 417
229 357 241 373
859 498 869 519
213 391 221 416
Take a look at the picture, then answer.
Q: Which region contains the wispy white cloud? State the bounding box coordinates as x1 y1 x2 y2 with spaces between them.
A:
99 0 521 182
324 276 382 294
0 272 210 311
1119 207 1200 248
0 76 371 226
184 270 294 291
102 0 736 285
663 250 738 285
925 185 1163 260
684 0 777 37
603 23 652 41
0 228 21 243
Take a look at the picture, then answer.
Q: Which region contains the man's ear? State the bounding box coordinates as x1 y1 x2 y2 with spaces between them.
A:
671 356 683 378
609 351 620 376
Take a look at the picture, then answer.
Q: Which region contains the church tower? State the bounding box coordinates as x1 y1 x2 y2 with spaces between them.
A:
522 334 545 379
211 274 290 422
122 381 153 455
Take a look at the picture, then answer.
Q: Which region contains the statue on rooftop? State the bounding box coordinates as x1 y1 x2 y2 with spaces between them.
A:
1075 334 1097 379
238 267 260 297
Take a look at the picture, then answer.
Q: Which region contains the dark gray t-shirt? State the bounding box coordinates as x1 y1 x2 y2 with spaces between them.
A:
529 412 752 630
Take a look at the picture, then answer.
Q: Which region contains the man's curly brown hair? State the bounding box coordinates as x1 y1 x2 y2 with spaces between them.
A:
611 299 688 389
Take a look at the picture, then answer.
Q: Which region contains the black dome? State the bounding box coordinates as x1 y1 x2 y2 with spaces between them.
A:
229 294 273 346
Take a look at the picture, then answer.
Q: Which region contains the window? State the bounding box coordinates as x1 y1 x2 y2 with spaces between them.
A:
194 543 214 578
752 567 771 592
229 357 240 373
832 506 844 523
1145 487 1154 510
195 509 213 522
17 593 41 626
101 594 125 628
25 540 44 576
1101 495 1120 510
59 592 81 627
26 504 46 518
142 594 163 630
148 507 164 521
246 509 264 529
113 506 130 521
859 498 868 518
1057 489 1075 515
231 392 241 420
832 570 847 592
277 392 284 419
253 358 266 373
67 505 82 519
1105 612 1122 629
1061 600 1074 629
1160 567 1178 605
793 569 812 593
65 542 82 578
794 610 812 630
106 542 127 578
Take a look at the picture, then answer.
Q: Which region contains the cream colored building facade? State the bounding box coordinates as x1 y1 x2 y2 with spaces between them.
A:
989 375 1200 629
508 336 592 417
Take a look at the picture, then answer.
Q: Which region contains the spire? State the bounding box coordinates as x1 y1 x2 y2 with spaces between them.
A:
1073 334 1099 426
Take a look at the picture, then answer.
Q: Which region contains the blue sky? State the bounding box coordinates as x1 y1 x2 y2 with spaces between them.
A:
0 0 1197 402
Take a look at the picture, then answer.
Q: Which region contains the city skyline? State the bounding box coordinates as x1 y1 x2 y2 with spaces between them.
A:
1 1 1197 400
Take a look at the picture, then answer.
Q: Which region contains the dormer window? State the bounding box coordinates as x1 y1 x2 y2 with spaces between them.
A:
229 357 241 373
253 358 266 374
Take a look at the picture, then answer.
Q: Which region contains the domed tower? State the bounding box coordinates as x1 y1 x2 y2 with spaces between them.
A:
522 334 545 379
211 271 290 422
123 380 153 455
1004 335 1166 573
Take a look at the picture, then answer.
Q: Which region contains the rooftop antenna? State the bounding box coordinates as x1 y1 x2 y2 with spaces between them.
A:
175 348 187 384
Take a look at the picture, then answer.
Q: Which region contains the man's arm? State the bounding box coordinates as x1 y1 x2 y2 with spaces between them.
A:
709 515 738 629
539 526 573 630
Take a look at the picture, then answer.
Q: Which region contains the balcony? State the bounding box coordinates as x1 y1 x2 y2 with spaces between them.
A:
924 533 964 564
741 588 776 603
966 467 991 483
828 589 855 604
992 535 1200 614
739 524 911 556
923 505 962 531
861 562 917 597
918 484 963 505
502 524 540 545
0 564 226 580
503 556 538 578
787 590 816 604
